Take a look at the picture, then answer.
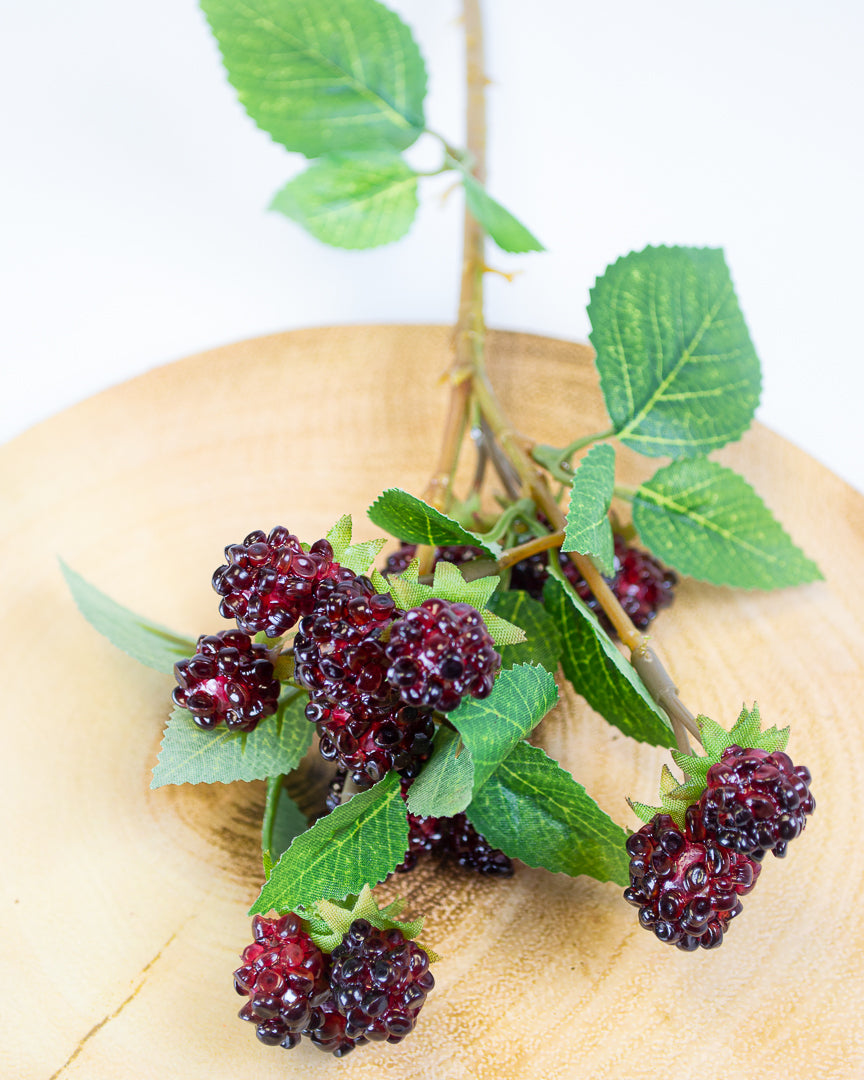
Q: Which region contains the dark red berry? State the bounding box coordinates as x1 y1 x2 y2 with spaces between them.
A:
212 527 347 637
329 919 434 1043
234 914 330 1048
312 701 435 787
304 996 366 1056
444 813 514 877
385 598 501 713
692 745 815 861
624 813 760 950
384 542 484 577
172 630 280 732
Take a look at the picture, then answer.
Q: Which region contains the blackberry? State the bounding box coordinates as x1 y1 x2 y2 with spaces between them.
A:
329 919 434 1042
234 914 330 1048
384 542 484 577
172 630 279 732
692 745 815 861
304 997 366 1056
385 598 501 713
624 813 760 950
444 813 514 877
213 527 347 637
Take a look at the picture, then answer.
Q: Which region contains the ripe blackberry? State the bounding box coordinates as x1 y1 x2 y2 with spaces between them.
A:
692 745 815 861
304 997 366 1056
384 542 484 577
624 813 760 950
172 630 279 731
234 914 330 1048
329 919 434 1042
385 598 501 713
445 813 514 877
213 527 347 637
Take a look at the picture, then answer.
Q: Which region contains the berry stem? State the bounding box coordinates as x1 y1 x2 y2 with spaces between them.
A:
497 529 567 568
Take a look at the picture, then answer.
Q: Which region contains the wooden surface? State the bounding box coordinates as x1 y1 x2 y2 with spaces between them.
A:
2 326 861 1080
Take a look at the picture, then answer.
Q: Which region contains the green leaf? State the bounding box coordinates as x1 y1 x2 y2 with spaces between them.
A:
271 152 418 249
368 488 502 558
249 772 408 915
448 664 558 794
487 590 563 673
563 444 616 574
324 514 386 575
632 457 822 589
405 726 474 818
263 779 308 865
466 741 630 885
588 246 761 457
543 577 674 748
460 171 544 254
151 694 313 788
60 560 196 674
200 0 427 158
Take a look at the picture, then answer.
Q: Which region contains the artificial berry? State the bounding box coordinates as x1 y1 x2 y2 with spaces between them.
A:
444 813 514 876
304 996 366 1056
384 542 484 577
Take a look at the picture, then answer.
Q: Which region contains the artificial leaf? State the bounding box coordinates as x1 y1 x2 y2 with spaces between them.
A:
588 246 761 457
367 488 502 558
460 171 544 253
200 0 426 157
324 514 386 574
60 560 195 674
448 664 558 794
487 590 563 673
466 741 630 885
249 772 408 915
406 726 474 818
263 778 308 865
151 694 313 788
633 457 822 589
563 443 616 574
543 577 674 748
271 152 418 248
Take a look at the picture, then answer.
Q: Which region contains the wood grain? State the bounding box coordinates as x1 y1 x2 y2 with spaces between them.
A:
1 326 861 1080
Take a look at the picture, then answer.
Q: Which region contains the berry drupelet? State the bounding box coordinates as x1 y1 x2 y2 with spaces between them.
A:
172 630 280 732
304 997 366 1056
444 813 514 877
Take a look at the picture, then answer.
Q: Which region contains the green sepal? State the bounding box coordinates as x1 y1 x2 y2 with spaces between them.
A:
325 515 387 575
301 884 435 958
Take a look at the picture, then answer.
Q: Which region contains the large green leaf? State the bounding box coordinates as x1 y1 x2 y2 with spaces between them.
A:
460 171 544 254
271 152 418 248
563 444 616 574
60 560 195 674
405 726 474 818
588 246 761 457
151 695 313 788
633 457 822 589
368 488 502 557
263 778 308 865
250 771 408 915
543 578 674 748
201 0 427 157
487 590 562 674
466 741 630 885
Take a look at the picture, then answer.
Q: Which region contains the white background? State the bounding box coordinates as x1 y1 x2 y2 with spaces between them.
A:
3 1 862 489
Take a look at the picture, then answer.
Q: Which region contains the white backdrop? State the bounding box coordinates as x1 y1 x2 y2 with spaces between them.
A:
3 1 862 490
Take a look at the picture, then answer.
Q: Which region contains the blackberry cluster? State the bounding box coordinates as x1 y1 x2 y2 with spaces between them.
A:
213 527 342 637
329 919 435 1043
692 746 815 861
624 813 760 950
385 598 501 713
172 630 279 731
384 542 483 577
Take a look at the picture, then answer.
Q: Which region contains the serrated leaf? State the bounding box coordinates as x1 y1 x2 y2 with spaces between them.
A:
563 444 616 574
486 590 563 674
151 694 313 788
60 560 195 674
448 664 558 793
466 741 630 885
271 152 418 249
406 726 474 818
633 457 822 589
367 488 502 558
543 577 674 748
588 246 761 457
460 171 544 254
263 779 308 864
250 772 408 915
200 0 427 158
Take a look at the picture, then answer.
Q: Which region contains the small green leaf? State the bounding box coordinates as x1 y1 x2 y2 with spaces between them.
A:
250 772 408 915
633 457 822 589
60 560 195 674
588 246 761 457
543 577 674 748
324 514 386 575
367 488 502 558
563 444 616 574
325 515 353 559
448 664 558 794
466 741 630 885
151 694 313 788
200 0 427 157
305 885 432 957
271 152 418 249
430 561 498 608
487 590 563 673
406 726 474 818
460 171 544 254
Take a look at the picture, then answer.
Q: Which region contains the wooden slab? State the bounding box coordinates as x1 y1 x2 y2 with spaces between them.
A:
1 326 861 1079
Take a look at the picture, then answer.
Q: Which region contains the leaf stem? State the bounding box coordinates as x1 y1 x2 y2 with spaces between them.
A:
614 484 637 502
497 530 566 569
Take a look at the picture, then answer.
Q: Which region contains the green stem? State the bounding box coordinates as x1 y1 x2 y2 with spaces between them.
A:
614 484 637 502
262 775 284 870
